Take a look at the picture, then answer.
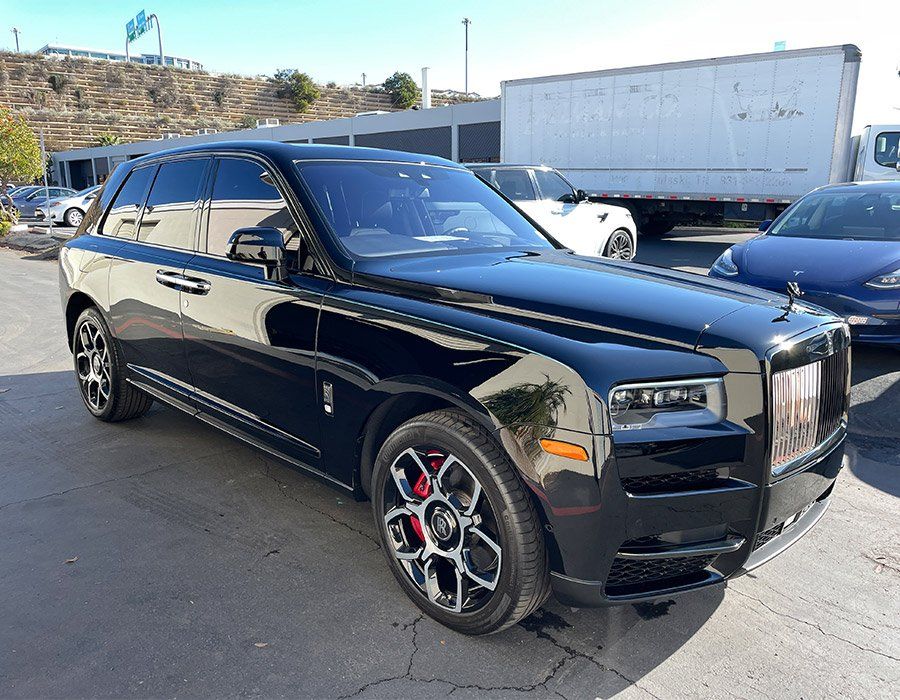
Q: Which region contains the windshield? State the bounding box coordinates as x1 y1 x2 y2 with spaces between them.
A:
295 161 555 258
76 186 99 196
768 190 900 241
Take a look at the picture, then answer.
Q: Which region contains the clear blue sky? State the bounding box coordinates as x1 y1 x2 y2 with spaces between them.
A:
3 0 898 128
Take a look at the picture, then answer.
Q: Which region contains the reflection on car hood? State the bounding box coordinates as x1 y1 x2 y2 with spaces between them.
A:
743 235 900 284
358 249 825 358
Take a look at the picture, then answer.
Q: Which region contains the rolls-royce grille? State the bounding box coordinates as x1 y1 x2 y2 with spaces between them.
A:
771 347 848 472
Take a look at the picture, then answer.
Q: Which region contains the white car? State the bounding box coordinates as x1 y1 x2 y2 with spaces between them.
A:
467 164 637 259
35 185 101 227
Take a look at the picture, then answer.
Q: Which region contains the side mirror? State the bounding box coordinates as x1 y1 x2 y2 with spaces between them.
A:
576 189 587 202
85 192 97 200
227 227 287 280
758 219 773 232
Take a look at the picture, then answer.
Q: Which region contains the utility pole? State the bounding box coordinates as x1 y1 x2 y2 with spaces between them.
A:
461 17 471 95
361 72 366 87
149 13 164 66
11 27 21 53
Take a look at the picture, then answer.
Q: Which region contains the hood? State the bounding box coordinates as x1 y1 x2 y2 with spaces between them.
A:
356 249 822 360
741 235 900 284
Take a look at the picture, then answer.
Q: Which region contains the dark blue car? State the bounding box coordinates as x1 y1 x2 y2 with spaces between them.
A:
710 181 900 346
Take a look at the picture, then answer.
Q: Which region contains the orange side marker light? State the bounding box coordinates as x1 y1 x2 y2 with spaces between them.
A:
539 438 589 461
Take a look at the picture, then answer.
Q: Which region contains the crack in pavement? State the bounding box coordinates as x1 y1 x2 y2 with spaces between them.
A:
729 586 900 662
336 610 662 699
261 463 381 549
0 455 203 511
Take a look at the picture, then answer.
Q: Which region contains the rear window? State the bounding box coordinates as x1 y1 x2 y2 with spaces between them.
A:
101 166 154 239
136 159 207 249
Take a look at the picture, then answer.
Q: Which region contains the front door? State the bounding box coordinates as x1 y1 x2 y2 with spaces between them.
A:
180 156 328 469
106 157 209 407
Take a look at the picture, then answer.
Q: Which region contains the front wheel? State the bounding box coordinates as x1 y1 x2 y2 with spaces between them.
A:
372 410 550 635
603 228 635 260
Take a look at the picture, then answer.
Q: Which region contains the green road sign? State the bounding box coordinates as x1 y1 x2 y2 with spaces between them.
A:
126 10 150 44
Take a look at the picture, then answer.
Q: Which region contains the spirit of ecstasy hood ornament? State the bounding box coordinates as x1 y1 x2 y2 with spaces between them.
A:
786 281 803 308
773 281 804 323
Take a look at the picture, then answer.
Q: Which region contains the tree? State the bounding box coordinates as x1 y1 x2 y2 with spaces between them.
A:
383 71 420 109
272 69 320 113
0 108 43 226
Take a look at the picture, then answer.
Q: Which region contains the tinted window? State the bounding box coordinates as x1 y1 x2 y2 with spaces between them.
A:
137 159 207 249
491 169 536 201
769 190 900 241
533 169 574 201
207 158 299 256
874 132 900 168
295 161 554 258
102 166 154 239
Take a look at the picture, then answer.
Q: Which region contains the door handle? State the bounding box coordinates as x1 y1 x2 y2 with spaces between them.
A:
155 270 211 295
179 276 211 295
155 270 182 289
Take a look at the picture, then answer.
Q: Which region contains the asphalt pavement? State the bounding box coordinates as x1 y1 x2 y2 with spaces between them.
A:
0 230 897 699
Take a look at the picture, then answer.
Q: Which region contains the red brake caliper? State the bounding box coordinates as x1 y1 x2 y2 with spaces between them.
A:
408 452 445 542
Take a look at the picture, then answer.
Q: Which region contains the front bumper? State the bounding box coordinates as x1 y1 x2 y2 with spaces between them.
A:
550 430 845 608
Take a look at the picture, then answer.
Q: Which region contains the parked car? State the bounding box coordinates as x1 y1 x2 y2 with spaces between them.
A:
35 185 101 227
710 181 900 346
467 164 637 259
61 142 850 635
12 186 77 218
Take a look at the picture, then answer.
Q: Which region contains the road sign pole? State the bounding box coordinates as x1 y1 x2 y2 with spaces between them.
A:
150 13 163 66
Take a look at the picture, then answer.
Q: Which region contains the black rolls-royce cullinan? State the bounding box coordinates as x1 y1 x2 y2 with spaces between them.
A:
60 142 850 635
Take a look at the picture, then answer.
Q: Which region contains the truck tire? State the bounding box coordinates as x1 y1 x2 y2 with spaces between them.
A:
372 409 550 635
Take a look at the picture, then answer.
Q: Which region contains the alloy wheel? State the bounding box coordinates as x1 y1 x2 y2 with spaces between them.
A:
74 319 111 412
606 230 634 260
382 447 503 613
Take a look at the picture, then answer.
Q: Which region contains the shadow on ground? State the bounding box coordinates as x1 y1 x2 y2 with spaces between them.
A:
0 369 724 698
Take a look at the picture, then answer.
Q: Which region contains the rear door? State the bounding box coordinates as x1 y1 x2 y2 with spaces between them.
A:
106 157 210 407
532 168 612 253
181 155 329 469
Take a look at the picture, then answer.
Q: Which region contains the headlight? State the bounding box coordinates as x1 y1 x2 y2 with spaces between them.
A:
865 269 900 289
711 248 739 276
608 378 726 431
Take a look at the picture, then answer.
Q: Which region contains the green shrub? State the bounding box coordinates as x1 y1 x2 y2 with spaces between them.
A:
96 133 122 146
272 69 320 112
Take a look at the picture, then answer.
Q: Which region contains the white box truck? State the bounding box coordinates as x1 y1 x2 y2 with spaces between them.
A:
501 45 900 233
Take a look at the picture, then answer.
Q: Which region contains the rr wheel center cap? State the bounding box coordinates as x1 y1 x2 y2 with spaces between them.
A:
91 355 102 375
428 506 458 547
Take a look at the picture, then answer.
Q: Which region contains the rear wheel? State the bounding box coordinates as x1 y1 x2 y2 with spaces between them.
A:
603 229 635 260
372 410 549 635
73 307 152 422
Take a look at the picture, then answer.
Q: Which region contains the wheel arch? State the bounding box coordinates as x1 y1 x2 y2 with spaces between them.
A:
356 382 495 499
65 291 100 350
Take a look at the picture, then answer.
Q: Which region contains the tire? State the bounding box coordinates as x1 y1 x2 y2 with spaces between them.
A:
372 409 550 635
72 307 153 422
603 228 635 260
64 208 84 227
